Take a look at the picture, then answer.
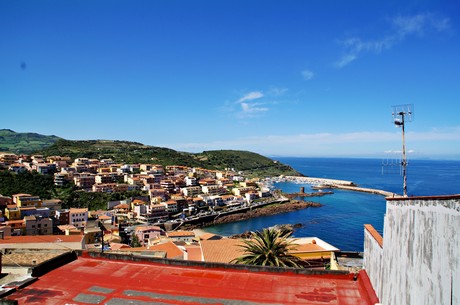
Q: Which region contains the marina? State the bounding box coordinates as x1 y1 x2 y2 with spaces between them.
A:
262 175 396 197
203 158 460 251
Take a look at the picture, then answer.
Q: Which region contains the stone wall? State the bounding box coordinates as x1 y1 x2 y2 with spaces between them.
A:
364 195 460 305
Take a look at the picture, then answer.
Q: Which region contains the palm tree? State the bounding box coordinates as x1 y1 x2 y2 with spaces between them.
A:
232 227 303 268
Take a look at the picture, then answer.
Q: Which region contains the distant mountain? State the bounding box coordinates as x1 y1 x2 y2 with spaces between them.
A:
0 129 61 154
38 139 301 178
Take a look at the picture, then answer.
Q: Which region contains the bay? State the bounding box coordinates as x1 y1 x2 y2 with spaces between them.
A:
203 157 460 251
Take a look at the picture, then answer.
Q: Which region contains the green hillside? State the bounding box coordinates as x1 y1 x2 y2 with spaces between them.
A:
0 129 61 154
39 140 301 177
0 130 301 177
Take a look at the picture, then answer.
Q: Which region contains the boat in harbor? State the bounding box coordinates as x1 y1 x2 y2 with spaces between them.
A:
311 184 333 190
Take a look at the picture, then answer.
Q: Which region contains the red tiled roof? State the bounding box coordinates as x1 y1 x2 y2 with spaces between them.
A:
167 230 195 237
198 233 221 240
183 244 203 261
3 220 25 224
57 225 78 231
290 243 326 253
148 241 183 259
200 239 245 263
69 208 88 213
113 203 129 209
4 255 379 304
135 225 162 232
110 243 131 250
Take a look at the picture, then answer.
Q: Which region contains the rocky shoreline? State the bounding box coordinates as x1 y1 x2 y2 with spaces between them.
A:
182 200 322 230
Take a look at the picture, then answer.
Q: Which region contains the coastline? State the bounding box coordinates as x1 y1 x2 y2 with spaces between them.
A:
184 175 396 235
182 200 322 231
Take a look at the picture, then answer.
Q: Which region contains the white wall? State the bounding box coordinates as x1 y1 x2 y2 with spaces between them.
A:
364 196 460 305
363 228 383 300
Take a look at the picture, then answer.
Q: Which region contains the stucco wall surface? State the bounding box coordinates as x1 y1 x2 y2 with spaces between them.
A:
363 228 383 299
366 197 459 305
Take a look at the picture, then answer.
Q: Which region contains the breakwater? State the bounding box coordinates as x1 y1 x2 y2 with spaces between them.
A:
330 185 396 197
263 176 396 197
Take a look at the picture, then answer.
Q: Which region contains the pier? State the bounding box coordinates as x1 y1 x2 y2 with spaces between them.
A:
328 184 397 197
264 176 397 198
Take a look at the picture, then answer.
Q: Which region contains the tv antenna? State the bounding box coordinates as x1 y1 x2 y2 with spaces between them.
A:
392 104 414 197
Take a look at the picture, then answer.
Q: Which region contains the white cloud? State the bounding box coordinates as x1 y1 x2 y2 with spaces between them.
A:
393 13 450 37
166 126 460 157
269 87 288 96
237 91 264 103
384 149 415 154
335 54 357 68
301 70 314 80
336 13 451 68
238 102 269 118
233 91 269 119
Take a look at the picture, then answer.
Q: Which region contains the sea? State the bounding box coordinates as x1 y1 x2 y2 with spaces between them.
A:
203 157 460 251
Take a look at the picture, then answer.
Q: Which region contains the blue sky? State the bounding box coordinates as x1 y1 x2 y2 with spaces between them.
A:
1 1 459 159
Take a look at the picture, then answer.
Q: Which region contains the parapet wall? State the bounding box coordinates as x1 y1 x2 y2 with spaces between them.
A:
363 225 383 300
365 195 460 305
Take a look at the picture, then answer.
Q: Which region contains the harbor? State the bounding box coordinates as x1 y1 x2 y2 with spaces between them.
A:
262 175 397 197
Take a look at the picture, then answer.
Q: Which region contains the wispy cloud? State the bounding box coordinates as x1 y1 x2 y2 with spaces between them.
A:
238 102 269 118
384 149 415 154
335 54 357 69
301 69 314 80
335 13 451 68
269 87 288 96
234 91 268 119
166 126 460 157
237 91 264 103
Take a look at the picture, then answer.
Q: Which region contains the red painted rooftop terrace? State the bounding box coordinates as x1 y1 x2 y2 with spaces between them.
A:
3 251 379 305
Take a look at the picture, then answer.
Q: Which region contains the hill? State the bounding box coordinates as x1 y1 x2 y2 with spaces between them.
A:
0 129 61 154
38 139 301 178
0 130 301 177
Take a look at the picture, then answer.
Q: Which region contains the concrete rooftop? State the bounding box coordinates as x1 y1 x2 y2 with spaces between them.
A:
3 252 379 305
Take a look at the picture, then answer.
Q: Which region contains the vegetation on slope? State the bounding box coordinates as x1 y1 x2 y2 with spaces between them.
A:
0 129 61 154
0 170 56 200
194 150 300 178
37 140 301 178
0 170 143 210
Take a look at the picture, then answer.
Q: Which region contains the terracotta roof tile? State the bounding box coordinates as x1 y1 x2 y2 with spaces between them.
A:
148 241 183 259
184 244 202 261
167 230 195 237
200 239 245 263
199 233 222 240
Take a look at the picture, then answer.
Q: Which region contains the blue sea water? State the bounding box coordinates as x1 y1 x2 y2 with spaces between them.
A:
204 158 460 251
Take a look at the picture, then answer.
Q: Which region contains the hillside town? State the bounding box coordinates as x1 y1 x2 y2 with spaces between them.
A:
0 152 340 269
1 151 458 305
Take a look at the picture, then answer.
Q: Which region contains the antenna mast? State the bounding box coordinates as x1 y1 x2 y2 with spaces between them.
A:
392 104 414 197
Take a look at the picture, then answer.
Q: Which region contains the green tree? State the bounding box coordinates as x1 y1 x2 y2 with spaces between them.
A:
232 227 303 268
130 233 141 248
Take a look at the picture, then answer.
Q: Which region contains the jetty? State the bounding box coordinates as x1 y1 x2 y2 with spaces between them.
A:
264 176 397 198
328 184 397 197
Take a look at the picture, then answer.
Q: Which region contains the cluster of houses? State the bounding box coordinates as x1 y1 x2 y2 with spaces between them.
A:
0 152 275 249
0 152 339 270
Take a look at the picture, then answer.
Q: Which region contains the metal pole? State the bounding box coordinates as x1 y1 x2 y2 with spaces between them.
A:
101 228 104 254
400 112 408 197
